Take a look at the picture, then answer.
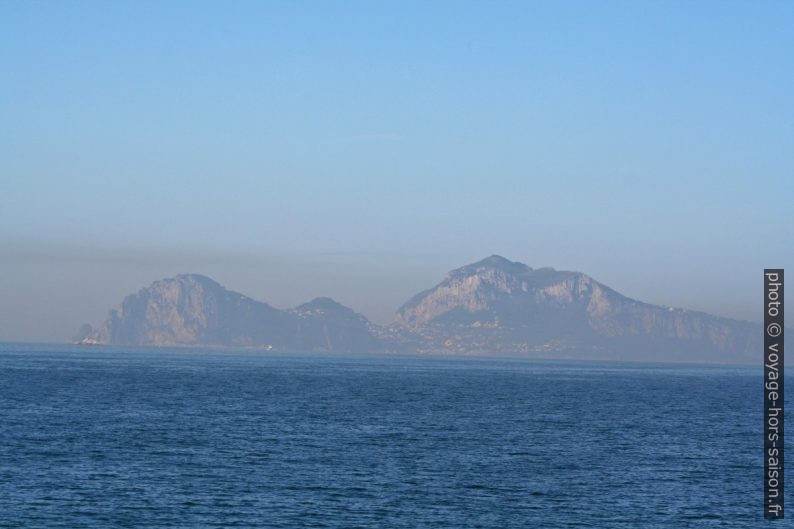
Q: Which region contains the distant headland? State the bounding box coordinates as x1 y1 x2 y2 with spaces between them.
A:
75 255 759 363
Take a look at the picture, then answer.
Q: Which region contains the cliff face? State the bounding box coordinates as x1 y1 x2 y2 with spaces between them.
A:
395 255 758 361
81 275 383 352
78 258 760 362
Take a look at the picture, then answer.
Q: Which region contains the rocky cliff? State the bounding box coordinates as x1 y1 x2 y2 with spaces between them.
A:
79 274 384 352
78 258 760 361
395 255 759 361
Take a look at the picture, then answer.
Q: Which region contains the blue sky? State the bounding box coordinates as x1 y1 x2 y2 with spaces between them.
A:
1 1 792 340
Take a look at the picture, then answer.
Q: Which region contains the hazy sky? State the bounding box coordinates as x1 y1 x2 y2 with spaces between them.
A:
2 1 792 342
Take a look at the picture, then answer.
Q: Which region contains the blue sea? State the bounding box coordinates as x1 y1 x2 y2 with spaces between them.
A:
0 343 779 528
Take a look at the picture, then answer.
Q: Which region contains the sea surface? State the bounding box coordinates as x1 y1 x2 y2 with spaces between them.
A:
0 343 781 528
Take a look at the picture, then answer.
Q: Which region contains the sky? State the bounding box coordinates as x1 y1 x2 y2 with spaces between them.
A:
1 1 793 342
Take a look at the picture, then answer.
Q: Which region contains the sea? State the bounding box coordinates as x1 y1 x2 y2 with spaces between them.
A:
0 343 781 528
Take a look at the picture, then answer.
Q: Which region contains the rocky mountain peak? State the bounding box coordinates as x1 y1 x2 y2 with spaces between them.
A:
392 256 758 360
295 297 348 312
78 276 386 353
135 274 229 309
76 260 760 361
172 273 223 286
291 296 365 323
449 254 532 278
396 256 581 327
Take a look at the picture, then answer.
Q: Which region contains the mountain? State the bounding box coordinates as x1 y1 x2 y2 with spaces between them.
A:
77 258 761 362
290 297 382 352
78 274 384 352
395 255 759 362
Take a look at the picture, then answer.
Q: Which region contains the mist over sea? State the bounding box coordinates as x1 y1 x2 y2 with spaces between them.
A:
0 344 773 528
